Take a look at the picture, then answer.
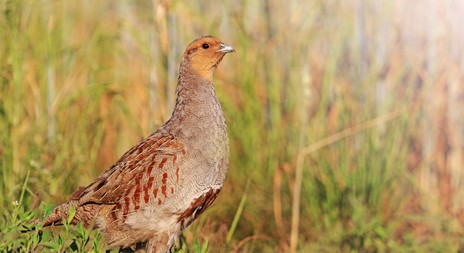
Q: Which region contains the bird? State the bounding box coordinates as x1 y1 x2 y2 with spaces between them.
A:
42 36 235 253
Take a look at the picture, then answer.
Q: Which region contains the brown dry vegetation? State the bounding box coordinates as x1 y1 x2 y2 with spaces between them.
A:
1 0 464 252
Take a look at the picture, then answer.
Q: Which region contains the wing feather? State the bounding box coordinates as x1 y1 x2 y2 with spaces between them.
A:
71 132 185 207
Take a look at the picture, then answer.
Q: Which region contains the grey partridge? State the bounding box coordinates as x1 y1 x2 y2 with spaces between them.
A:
42 36 234 253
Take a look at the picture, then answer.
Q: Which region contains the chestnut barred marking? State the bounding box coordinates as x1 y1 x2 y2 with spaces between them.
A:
110 209 117 221
172 154 177 165
133 185 141 211
143 176 155 204
159 157 168 169
146 162 154 176
177 188 221 229
161 185 167 198
143 190 150 204
161 173 168 185
123 197 130 220
153 188 158 198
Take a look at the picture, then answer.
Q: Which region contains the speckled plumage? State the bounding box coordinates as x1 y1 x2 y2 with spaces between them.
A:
43 36 234 253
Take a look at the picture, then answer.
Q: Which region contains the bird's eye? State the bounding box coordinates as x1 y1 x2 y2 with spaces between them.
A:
201 43 209 49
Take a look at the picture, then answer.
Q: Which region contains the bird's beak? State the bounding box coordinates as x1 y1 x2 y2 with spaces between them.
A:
217 43 235 53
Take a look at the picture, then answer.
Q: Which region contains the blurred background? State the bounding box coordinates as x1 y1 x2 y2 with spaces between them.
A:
1 0 464 252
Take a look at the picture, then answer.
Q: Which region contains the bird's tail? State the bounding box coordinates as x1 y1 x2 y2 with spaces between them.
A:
21 201 78 234
42 201 101 228
43 201 77 227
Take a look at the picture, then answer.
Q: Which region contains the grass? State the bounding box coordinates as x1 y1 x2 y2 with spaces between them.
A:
2 0 464 252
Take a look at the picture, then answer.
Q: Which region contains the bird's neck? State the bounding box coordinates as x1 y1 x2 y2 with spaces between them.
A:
164 61 226 136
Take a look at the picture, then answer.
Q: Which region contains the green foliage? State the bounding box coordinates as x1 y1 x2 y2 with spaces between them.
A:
0 178 104 252
1 0 464 252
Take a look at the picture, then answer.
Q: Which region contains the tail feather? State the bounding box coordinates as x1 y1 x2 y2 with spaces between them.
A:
43 201 102 227
26 202 77 235
43 201 75 227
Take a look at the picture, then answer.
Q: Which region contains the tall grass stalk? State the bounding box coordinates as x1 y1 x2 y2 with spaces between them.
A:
1 0 464 252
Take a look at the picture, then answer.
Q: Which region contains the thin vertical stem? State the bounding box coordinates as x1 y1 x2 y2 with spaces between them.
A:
167 11 177 113
46 2 56 145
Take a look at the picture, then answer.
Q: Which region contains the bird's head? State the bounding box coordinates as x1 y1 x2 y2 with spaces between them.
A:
182 36 235 81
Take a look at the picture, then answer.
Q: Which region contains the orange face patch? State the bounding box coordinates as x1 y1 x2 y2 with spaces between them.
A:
183 36 231 80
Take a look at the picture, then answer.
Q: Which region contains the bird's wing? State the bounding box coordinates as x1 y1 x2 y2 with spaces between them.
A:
71 131 186 207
